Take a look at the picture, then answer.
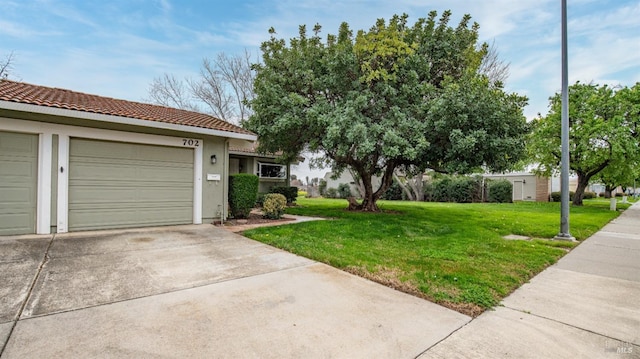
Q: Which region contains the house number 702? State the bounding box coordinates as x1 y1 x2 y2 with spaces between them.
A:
182 139 200 147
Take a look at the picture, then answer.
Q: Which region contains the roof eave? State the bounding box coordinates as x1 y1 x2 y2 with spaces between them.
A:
0 100 258 141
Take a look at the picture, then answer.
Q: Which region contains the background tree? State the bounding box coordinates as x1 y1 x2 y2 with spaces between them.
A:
478 41 509 85
595 158 639 197
528 82 639 205
393 169 425 201
1 52 16 79
147 50 255 124
247 11 528 211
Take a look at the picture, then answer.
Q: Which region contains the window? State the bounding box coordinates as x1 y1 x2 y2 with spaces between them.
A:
258 162 286 179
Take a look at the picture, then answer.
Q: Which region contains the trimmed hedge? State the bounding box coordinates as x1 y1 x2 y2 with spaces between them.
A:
269 186 298 204
228 174 259 219
487 179 512 203
426 176 483 203
550 191 578 202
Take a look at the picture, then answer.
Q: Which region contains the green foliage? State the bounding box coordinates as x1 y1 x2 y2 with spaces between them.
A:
528 82 640 205
381 180 405 200
269 186 298 204
486 179 512 203
325 188 338 198
245 198 626 314
337 183 352 198
318 179 327 196
426 175 483 203
247 11 528 211
550 191 575 202
228 174 259 219
263 193 287 219
256 192 267 207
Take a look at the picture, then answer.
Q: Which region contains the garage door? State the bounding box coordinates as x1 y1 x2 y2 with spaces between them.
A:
69 138 194 231
0 131 38 236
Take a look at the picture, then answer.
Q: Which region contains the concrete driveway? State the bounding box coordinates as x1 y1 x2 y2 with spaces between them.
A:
0 225 470 358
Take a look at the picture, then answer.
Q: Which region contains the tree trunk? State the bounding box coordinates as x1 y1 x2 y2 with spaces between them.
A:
393 173 415 201
604 185 616 199
346 165 395 212
350 171 379 211
393 171 424 201
572 174 590 206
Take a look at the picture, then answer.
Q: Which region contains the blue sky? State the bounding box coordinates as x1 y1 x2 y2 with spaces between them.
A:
2 0 639 179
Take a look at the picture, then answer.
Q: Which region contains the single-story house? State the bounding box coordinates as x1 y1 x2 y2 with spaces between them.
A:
483 172 550 202
0 79 260 236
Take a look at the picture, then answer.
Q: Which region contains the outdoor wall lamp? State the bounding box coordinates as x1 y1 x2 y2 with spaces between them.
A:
210 154 217 165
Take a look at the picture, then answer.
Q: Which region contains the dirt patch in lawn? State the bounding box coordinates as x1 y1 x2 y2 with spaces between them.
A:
344 265 485 317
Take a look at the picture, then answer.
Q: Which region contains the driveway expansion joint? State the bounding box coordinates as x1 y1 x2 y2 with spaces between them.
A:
500 305 639 346
0 234 55 357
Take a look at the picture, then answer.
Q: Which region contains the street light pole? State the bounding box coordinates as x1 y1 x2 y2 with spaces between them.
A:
555 0 576 241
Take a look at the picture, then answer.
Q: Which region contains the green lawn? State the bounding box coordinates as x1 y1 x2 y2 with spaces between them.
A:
243 198 629 316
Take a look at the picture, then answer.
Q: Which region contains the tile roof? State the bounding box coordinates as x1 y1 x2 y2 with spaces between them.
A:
0 79 255 136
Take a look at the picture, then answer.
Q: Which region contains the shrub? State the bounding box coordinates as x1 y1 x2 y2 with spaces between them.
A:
615 192 623 197
430 176 452 202
550 191 576 202
325 187 338 198
270 186 298 204
426 175 483 203
487 180 513 203
298 190 307 197
583 191 596 199
337 183 352 198
263 193 287 219
318 179 327 196
450 176 483 203
228 174 259 219
255 192 268 207
381 180 405 200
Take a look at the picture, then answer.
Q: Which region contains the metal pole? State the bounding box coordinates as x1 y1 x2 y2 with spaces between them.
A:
556 0 575 241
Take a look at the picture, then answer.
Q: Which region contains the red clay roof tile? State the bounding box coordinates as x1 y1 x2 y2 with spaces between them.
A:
0 79 255 136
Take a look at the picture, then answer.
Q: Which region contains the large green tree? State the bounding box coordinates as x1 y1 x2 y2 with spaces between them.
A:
246 11 528 211
529 82 640 205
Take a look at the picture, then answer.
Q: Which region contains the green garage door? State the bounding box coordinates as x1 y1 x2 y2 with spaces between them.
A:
0 131 38 236
69 138 194 231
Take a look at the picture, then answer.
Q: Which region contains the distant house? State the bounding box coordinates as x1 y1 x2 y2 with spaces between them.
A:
323 171 382 198
483 172 550 202
0 79 257 235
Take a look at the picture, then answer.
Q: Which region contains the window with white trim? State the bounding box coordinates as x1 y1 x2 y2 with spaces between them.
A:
258 162 286 179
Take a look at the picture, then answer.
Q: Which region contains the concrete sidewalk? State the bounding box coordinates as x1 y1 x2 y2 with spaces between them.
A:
421 202 640 358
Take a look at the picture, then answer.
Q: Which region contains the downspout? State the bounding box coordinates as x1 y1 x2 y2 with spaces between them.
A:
223 138 229 222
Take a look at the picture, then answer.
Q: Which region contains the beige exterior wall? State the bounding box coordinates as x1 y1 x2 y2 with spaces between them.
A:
484 173 548 202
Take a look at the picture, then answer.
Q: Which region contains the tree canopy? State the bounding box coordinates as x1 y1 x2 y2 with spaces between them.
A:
246 11 528 211
528 82 640 205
